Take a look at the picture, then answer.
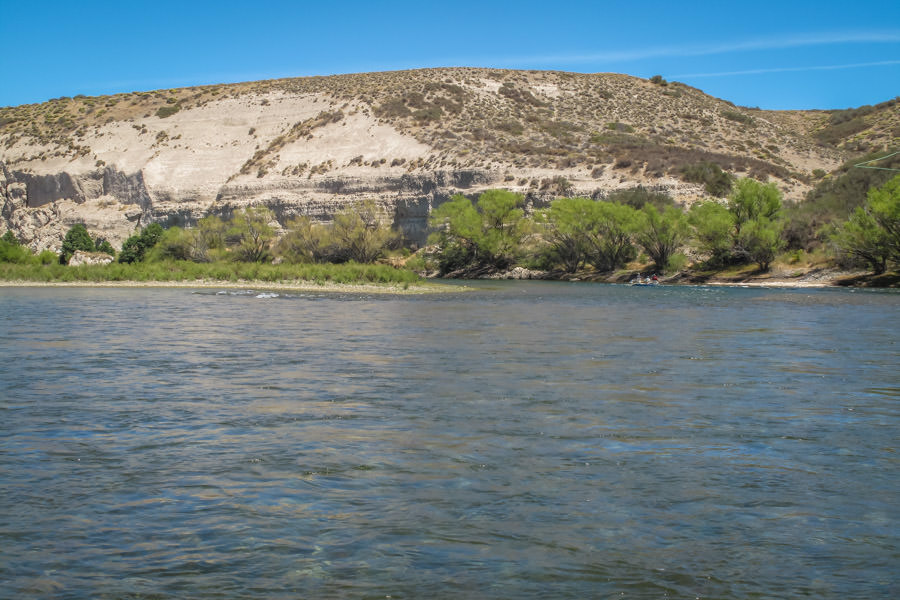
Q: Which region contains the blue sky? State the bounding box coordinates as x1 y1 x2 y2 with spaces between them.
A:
1 0 898 110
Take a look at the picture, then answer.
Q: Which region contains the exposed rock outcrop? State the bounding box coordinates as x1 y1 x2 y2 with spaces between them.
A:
68 250 114 266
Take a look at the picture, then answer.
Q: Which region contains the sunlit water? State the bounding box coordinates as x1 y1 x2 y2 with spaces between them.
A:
1 282 898 599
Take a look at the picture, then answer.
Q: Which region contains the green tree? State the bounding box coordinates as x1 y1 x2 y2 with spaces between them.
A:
118 223 164 263
193 215 228 262
738 217 783 271
589 201 641 271
829 174 900 273
94 237 115 256
689 201 735 267
867 174 900 263
728 178 781 236
146 226 193 262
635 205 690 272
330 200 399 263
278 215 329 263
429 190 528 273
228 207 276 263
475 189 529 268
726 178 784 270
428 195 481 273
829 207 891 273
539 197 597 272
60 223 96 264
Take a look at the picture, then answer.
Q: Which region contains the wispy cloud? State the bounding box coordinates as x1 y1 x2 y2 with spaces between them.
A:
497 30 900 65
673 60 900 78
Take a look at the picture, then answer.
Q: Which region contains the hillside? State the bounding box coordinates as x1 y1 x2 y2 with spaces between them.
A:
1 68 897 252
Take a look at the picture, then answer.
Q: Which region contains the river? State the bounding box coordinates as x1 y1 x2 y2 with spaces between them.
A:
1 282 898 598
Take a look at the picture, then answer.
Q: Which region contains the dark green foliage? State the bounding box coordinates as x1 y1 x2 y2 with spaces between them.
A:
649 75 667 86
60 224 96 264
94 238 115 255
680 162 734 197
118 223 163 263
2 230 16 245
156 104 181 118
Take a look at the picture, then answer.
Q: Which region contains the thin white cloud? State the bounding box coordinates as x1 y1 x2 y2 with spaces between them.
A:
673 60 900 78
497 30 900 65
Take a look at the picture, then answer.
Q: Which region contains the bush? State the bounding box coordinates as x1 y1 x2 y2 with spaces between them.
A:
0 231 33 264
60 224 96 264
680 162 734 197
156 104 181 118
119 223 164 263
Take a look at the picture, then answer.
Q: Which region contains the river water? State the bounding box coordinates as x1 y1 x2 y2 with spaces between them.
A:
1 281 898 599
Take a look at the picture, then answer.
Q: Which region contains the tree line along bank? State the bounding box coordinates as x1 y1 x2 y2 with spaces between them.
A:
1 173 899 282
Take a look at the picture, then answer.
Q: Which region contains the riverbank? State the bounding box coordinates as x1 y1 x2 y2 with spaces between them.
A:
0 278 466 294
441 264 899 288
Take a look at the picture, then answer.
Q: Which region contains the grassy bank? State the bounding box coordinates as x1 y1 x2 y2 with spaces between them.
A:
0 260 424 287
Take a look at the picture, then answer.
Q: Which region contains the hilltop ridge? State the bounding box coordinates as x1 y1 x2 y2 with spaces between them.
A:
1 68 897 252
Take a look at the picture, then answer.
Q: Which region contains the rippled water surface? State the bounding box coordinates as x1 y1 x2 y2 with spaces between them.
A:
2 282 898 598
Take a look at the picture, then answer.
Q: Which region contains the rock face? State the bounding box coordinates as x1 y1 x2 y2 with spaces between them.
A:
68 250 114 266
1 67 878 252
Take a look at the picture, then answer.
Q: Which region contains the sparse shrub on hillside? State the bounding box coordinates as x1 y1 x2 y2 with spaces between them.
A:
496 119 524 136
721 110 754 126
606 122 634 133
650 75 667 86
680 162 734 197
374 98 412 118
815 108 873 145
498 82 546 107
784 149 900 250
156 104 181 118
606 187 675 212
539 176 573 196
413 106 442 122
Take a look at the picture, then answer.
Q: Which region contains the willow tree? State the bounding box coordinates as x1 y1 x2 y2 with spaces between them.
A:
635 205 690 272
429 190 528 273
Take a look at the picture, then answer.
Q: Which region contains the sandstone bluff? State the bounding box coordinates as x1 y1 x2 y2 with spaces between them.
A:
1 68 896 252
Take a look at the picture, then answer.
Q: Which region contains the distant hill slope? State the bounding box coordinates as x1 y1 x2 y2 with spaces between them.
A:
1 68 897 252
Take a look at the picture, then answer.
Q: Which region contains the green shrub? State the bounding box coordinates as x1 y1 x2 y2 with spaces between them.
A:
156 104 181 118
721 110 754 125
680 162 734 197
60 224 96 264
